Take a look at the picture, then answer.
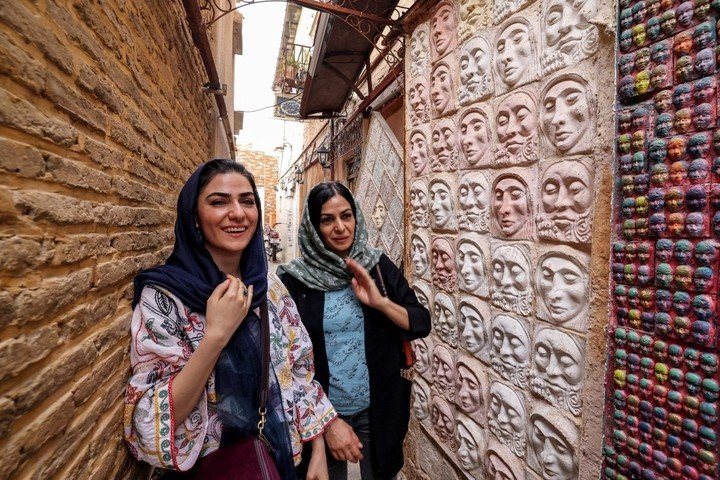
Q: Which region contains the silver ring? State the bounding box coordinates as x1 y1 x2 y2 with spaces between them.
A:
242 286 248 297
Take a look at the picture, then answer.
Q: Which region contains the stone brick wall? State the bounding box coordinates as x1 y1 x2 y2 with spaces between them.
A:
0 1 218 478
237 147 279 226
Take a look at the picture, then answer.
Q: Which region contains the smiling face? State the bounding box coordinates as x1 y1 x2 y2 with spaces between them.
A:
197 172 259 269
537 254 588 324
495 21 532 87
542 78 591 152
317 194 356 257
496 92 537 157
492 176 530 237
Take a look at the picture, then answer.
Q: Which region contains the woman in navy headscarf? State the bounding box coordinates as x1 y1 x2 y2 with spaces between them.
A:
124 159 336 479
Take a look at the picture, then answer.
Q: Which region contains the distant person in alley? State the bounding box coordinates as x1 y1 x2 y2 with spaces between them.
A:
278 181 431 480
124 159 336 479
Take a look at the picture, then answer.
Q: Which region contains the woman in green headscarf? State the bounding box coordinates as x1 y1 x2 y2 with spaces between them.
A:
278 182 431 480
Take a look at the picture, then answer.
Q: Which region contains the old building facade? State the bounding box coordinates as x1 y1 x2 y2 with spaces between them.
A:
0 1 239 477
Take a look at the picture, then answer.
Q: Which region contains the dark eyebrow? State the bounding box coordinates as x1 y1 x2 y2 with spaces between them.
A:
204 191 255 199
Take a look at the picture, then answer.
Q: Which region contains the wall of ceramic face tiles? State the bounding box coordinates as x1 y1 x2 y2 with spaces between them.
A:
355 112 406 265
607 0 720 478
403 0 617 478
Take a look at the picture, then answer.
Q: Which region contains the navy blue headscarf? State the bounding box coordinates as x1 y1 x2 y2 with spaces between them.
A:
133 159 295 479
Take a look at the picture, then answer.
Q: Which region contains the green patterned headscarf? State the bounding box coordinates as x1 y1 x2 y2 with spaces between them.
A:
277 188 382 291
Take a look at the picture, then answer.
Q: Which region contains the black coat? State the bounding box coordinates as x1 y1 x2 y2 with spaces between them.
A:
280 254 431 479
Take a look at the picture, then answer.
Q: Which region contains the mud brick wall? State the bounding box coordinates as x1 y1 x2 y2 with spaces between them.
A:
402 0 616 478
0 1 216 478
606 0 720 477
237 147 279 226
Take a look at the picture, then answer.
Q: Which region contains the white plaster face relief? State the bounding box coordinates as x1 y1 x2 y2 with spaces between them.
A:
530 328 585 416
432 344 456 400
429 178 457 231
460 0 484 26
459 35 493 103
408 77 431 126
434 292 458 347
412 281 431 312
458 171 490 232
490 314 530 387
409 24 430 78
542 0 599 74
494 91 538 164
537 160 594 243
431 62 456 117
492 175 532 239
457 238 489 295
432 237 458 291
371 197 387 230
535 252 589 330
431 2 458 59
491 245 532 316
459 300 488 356
410 234 430 277
412 377 431 421
541 76 593 153
432 118 459 172
431 395 456 447
495 19 535 89
409 129 430 176
456 362 483 416
459 109 492 168
410 179 429 227
455 416 484 472
528 413 579 479
414 338 431 376
488 382 527 457
486 448 519 480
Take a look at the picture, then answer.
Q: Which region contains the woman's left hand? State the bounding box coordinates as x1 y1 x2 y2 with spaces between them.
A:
345 258 386 309
306 436 329 480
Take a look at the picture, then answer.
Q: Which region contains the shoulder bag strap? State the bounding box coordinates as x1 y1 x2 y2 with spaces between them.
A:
257 301 270 437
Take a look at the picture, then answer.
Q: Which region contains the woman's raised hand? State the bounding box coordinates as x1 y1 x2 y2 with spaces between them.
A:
205 275 253 346
345 258 385 309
